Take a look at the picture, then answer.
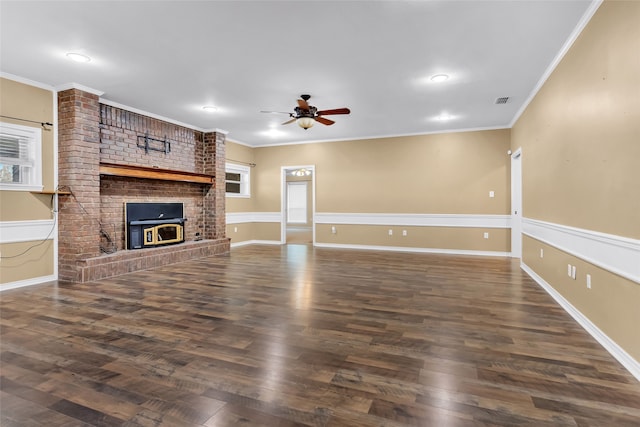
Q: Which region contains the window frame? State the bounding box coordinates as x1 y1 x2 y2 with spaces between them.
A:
0 121 43 192
225 163 250 198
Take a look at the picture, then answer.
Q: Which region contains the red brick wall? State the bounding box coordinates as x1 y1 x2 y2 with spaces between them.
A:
58 88 102 281
99 104 204 172
203 131 226 239
57 91 228 282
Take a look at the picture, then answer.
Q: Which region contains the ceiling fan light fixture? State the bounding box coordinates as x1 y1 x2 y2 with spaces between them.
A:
297 117 315 129
292 168 311 177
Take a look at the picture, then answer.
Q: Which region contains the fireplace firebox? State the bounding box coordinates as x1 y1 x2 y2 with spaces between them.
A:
125 202 186 249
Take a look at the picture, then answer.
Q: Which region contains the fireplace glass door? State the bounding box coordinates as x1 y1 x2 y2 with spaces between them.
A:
143 224 183 246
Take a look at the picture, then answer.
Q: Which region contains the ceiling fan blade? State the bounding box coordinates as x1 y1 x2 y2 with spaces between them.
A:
281 118 297 125
315 116 335 126
317 108 351 116
297 98 310 110
261 110 291 114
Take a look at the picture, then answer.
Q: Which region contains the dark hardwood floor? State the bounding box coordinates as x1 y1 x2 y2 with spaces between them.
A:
1 245 639 426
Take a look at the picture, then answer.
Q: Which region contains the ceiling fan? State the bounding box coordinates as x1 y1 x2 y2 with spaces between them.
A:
261 94 350 129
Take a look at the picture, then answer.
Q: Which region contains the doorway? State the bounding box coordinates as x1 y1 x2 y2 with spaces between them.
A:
281 166 315 245
511 148 522 258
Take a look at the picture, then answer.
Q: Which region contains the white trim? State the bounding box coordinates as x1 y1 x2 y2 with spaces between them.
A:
225 162 251 198
510 147 523 258
0 275 57 292
230 239 282 248
0 219 56 243
522 218 640 284
202 128 229 135
521 262 640 383
315 213 511 229
315 242 509 258
226 212 282 224
281 165 316 245
510 0 603 127
52 86 59 279
55 82 104 96
0 72 56 91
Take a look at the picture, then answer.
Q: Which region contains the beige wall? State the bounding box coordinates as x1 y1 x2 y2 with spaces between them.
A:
227 130 511 250
226 141 255 214
513 1 640 361
317 224 510 252
254 130 510 214
523 236 640 360
512 0 640 239
0 77 56 287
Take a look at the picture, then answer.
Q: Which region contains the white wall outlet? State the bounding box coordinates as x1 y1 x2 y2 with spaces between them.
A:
489 191 495 198
483 232 489 239
567 264 572 277
388 229 393 236
540 248 544 258
234 226 238 233
402 230 407 236
331 226 336 234
571 265 577 280
586 274 592 289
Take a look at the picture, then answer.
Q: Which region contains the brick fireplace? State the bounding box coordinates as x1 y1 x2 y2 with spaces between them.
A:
57 87 230 282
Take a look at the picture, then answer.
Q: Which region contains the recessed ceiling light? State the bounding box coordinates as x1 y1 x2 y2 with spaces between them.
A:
66 52 91 63
433 113 455 121
202 106 218 112
430 74 449 83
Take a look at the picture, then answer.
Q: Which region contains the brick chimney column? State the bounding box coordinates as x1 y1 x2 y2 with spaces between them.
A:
203 130 227 240
57 87 102 282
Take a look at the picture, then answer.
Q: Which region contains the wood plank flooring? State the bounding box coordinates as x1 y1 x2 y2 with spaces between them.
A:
1 244 639 426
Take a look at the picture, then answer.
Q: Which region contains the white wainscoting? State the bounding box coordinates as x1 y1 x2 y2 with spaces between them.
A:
0 219 57 291
522 218 640 284
315 212 511 257
522 263 640 383
315 213 511 228
226 212 282 224
0 219 56 243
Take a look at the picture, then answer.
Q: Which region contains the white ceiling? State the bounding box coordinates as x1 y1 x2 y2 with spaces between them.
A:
1 1 596 147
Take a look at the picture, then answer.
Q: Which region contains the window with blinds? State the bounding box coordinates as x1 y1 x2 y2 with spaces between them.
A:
0 122 42 191
225 163 250 197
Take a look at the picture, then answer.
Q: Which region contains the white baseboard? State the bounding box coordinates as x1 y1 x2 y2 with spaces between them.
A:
521 262 640 383
314 242 510 258
0 274 57 292
230 239 282 248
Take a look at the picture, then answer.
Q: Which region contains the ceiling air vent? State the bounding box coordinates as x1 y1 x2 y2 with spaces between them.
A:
495 97 509 105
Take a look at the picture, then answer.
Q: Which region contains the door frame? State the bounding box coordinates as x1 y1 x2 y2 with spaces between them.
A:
510 148 523 258
281 165 316 245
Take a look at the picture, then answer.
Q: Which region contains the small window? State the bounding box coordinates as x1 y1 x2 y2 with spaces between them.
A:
0 122 42 192
225 163 250 197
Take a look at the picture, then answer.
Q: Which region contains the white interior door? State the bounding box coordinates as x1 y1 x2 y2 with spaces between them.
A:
287 182 307 224
511 149 523 258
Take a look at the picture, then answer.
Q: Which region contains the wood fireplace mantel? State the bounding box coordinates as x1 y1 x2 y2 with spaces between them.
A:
99 162 214 185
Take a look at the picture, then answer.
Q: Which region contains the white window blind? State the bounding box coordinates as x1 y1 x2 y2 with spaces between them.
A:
0 122 42 191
